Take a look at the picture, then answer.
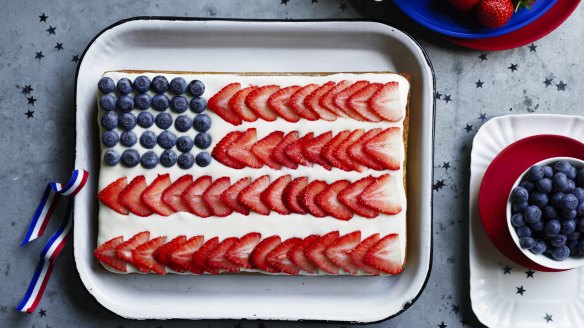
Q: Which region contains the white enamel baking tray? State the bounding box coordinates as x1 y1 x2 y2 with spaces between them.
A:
74 18 434 322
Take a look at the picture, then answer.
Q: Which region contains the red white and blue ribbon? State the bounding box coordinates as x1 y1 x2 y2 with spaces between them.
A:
17 169 88 314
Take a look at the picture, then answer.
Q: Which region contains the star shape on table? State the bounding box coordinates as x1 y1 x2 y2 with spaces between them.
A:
544 313 553 323
508 63 518 72
478 113 487 122
39 308 47 317
27 96 37 105
339 2 348 11
435 92 442 100
443 95 452 103
55 42 63 51
543 77 553 87
451 304 460 314
438 321 447 328
442 162 451 171
475 79 484 88
25 109 35 119
39 13 48 22
433 179 445 191
516 285 526 296
464 124 473 133
479 53 488 61
35 51 44 60
556 80 567 91
280 0 289 5
46 25 56 35
71 55 80 63
525 269 535 278
528 43 538 52
503 265 512 274
22 84 33 95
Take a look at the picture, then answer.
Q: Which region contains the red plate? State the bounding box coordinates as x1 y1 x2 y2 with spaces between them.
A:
479 134 584 271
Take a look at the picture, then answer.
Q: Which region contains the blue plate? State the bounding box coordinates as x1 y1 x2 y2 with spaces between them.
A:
393 0 558 39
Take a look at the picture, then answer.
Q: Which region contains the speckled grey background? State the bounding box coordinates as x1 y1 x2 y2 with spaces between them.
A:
0 0 582 327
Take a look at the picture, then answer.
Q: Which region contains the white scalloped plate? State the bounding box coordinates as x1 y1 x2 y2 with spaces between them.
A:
470 114 584 328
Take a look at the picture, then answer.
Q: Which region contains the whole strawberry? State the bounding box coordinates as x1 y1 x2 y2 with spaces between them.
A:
447 0 481 14
477 0 514 28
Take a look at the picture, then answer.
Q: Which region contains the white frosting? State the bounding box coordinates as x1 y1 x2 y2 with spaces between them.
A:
97 72 409 275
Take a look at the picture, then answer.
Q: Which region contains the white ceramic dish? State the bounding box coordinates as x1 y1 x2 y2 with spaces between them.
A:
74 18 434 322
470 114 584 328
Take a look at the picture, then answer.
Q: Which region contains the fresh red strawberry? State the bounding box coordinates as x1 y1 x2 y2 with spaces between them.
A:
226 128 262 168
208 83 242 125
250 235 281 272
168 235 204 272
268 85 302 122
98 177 129 215
363 127 402 170
300 132 332 170
203 177 233 217
181 176 213 217
261 175 291 214
338 177 379 218
251 131 284 170
94 236 127 272
364 234 403 274
348 83 383 122
288 234 320 273
266 238 302 275
290 84 320 121
447 0 481 14
153 235 187 272
359 174 403 215
245 85 280 121
226 232 262 269
282 177 308 214
348 128 386 170
333 81 369 120
208 237 241 272
305 82 337 121
477 0 514 29
192 237 220 274
229 86 258 122
238 175 271 215
133 236 167 274
369 82 403 122
161 175 192 212
301 180 329 217
320 80 351 118
315 180 353 221
212 131 246 169
141 174 175 216
350 233 381 275
322 130 353 171
333 129 365 172
115 231 150 265
220 177 252 215
325 231 361 274
284 132 313 166
271 131 299 169
119 176 153 217
305 231 340 274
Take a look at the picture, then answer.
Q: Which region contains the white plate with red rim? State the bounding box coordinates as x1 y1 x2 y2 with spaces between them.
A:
74 18 434 322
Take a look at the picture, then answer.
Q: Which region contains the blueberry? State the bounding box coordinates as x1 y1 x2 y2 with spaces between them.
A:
152 75 169 94
529 192 548 208
560 193 579 210
519 237 535 249
543 165 554 178
512 201 529 213
568 179 576 192
117 95 135 113
137 111 154 128
511 213 525 227
190 97 206 113
176 136 194 153
152 94 170 111
155 112 173 130
196 152 212 167
135 93 152 110
531 221 544 232
562 209 577 220
516 226 532 238
551 192 565 207
574 187 584 202
544 219 561 237
118 113 137 131
174 115 192 132
160 150 178 167
98 77 115 94
193 114 211 132
526 165 544 181
561 219 577 234
194 132 212 149
530 240 547 255
568 232 581 241
101 112 118 130
140 131 157 149
101 130 119 147
139 151 159 169
577 202 584 217
554 160 572 175
171 96 189 113
579 218 584 232
170 77 187 95
120 131 137 147
99 94 117 111
116 78 133 95
542 205 557 220
519 180 535 192
511 187 529 203
157 131 177 149
133 75 151 93
536 178 552 193
121 149 140 167
577 168 584 187
103 149 120 166
177 153 195 169
551 234 568 247
524 205 542 224
551 245 570 261
568 166 577 180
553 173 569 192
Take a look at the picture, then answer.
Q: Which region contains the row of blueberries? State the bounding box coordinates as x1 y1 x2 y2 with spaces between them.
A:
104 149 211 169
101 112 211 133
102 130 210 152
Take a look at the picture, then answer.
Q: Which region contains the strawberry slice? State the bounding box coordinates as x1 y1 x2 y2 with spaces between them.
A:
220 177 252 215
364 234 403 274
283 177 308 214
192 237 220 274
261 175 291 214
288 234 320 273
238 175 271 215
333 81 369 120
348 128 386 170
168 235 204 272
333 129 365 172
284 132 313 166
119 176 153 217
226 128 262 169
181 176 213 217
226 232 262 269
300 180 328 217
141 174 175 216
347 83 383 122
338 177 379 218
320 80 351 118
161 175 192 212
94 236 126 272
203 177 233 217
212 131 246 169
250 235 281 272
266 238 302 275
115 231 150 266
208 237 241 272
133 236 167 274
98 177 129 215
350 233 381 275
363 127 402 170
229 86 258 122
302 131 333 170
251 131 284 170
290 84 320 120
271 131 299 169
322 130 353 171
208 82 242 125
315 180 353 221
245 85 280 121
325 231 361 274
268 85 302 123
359 174 403 215
369 82 403 122
153 235 187 272
305 231 340 274
305 82 337 121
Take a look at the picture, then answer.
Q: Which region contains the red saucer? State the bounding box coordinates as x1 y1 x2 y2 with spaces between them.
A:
479 134 584 271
